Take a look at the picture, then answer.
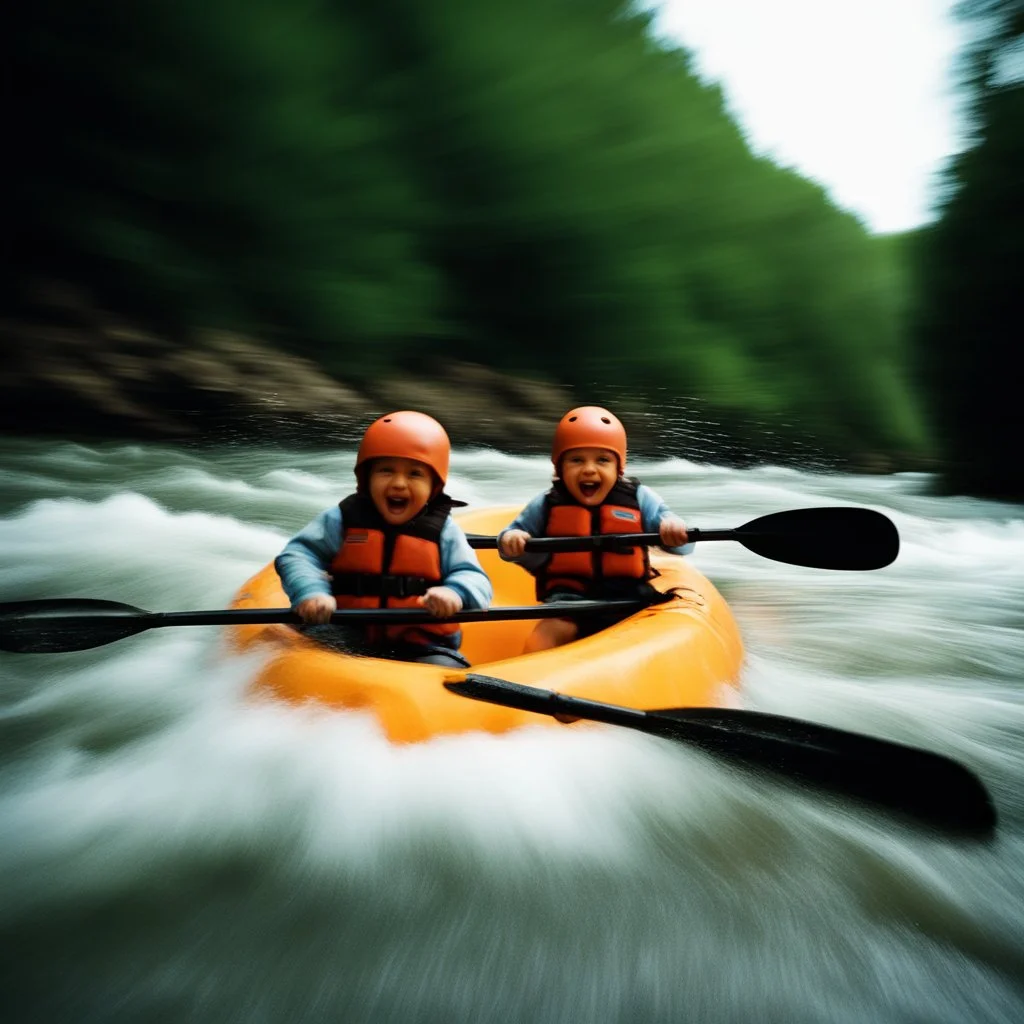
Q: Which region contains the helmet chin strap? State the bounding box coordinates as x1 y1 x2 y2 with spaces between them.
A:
430 469 445 499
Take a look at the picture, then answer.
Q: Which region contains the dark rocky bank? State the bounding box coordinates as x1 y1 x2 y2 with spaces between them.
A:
0 284 902 472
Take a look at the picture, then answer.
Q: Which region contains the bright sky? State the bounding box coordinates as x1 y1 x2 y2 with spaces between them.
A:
654 0 965 234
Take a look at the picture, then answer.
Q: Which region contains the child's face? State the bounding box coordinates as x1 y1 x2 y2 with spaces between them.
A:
560 447 619 505
368 457 435 524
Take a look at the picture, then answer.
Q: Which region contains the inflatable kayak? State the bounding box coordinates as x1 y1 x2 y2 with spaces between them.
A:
228 506 744 743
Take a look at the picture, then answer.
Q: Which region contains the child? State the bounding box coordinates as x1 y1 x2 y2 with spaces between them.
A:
498 406 691 652
275 411 492 668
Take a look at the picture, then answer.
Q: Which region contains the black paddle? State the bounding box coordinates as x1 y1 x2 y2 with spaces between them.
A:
0 598 647 655
445 674 997 839
0 507 896 653
467 506 899 571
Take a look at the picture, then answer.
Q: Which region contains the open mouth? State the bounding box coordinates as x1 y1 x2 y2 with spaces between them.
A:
578 481 601 498
386 496 410 515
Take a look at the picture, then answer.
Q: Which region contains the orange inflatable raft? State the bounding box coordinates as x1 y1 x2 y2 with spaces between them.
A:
228 506 745 743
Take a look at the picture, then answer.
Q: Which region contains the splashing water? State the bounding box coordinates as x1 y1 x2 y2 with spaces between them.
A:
1 438 1023 1023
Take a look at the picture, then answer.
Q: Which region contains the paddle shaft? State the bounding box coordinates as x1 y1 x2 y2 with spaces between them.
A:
468 528 733 552
113 600 645 629
0 598 651 654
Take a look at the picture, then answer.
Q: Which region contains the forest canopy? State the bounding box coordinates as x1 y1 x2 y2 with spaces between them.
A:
8 1 948 465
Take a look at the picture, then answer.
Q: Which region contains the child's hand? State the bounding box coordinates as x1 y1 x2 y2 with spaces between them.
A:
500 529 531 557
295 594 337 624
419 586 463 618
659 516 689 548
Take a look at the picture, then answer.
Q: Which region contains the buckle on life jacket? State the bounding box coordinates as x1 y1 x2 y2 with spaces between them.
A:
333 574 431 598
592 536 642 553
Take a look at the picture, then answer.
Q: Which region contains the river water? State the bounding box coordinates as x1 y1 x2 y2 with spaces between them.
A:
1 437 1022 1023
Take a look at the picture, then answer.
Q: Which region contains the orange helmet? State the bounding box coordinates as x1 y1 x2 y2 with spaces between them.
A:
355 411 450 488
551 406 627 474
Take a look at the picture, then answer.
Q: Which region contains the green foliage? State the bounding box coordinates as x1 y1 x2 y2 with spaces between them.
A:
8 0 928 459
912 0 1023 498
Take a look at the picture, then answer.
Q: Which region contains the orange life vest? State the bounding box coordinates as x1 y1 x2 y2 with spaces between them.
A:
535 478 654 599
331 493 460 643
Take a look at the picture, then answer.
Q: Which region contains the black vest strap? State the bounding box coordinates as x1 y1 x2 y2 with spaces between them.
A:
544 476 641 515
338 491 461 542
331 574 432 598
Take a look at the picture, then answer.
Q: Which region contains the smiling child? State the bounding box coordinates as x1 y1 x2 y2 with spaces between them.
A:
498 406 691 652
275 411 492 667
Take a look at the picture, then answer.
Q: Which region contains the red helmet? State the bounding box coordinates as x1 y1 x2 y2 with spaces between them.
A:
355 411 451 488
551 406 627 474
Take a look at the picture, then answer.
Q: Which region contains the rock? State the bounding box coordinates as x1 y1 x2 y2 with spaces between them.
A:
5 282 899 471
0 285 581 451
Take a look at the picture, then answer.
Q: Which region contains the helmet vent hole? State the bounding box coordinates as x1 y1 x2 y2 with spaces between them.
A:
383 417 392 422
568 416 577 422
601 416 610 424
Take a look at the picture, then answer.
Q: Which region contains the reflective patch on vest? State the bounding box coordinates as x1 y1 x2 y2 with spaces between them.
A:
346 531 369 543
612 509 638 521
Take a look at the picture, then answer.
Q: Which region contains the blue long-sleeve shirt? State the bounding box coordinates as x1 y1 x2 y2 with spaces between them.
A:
275 506 493 611
497 484 694 574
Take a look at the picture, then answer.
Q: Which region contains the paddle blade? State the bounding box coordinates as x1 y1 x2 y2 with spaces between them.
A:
0 599 151 653
735 507 899 570
649 706 996 838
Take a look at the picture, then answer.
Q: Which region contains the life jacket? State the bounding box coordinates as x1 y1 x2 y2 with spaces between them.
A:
534 478 654 599
330 492 463 643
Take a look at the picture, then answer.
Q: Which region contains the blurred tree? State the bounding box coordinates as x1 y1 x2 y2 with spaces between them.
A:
913 0 1023 498
5 0 929 461
7 0 439 376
